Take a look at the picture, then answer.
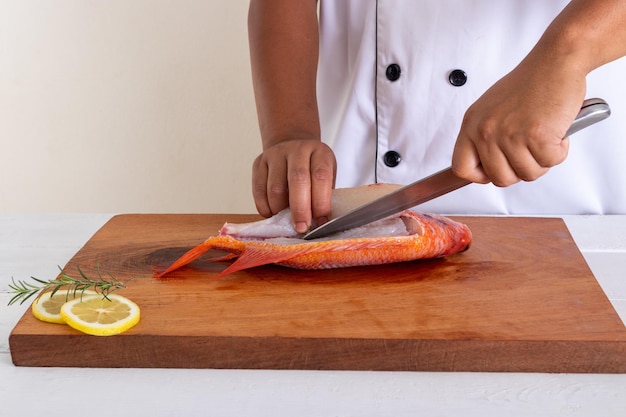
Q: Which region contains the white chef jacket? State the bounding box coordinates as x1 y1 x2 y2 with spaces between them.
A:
317 0 626 214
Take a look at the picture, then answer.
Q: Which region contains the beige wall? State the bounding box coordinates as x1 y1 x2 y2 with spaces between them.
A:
0 0 261 213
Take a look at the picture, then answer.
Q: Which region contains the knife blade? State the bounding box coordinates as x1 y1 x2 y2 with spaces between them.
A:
303 98 611 240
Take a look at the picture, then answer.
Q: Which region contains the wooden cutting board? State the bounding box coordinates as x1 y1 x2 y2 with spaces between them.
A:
9 214 626 372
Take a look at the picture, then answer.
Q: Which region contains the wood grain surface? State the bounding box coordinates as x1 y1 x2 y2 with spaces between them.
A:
9 214 626 372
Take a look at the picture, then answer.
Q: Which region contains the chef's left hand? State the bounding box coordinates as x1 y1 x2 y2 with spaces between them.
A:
451 55 586 187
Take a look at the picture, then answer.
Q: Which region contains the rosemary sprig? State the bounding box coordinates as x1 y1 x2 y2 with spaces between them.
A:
7 265 127 306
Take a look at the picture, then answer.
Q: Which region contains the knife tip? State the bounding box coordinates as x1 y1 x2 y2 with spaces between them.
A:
302 230 317 240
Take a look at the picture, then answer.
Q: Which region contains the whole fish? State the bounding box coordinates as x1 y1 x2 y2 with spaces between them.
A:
156 184 472 278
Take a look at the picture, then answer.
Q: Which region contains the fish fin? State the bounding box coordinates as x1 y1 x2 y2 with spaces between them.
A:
213 253 238 262
215 243 314 278
155 242 212 277
156 236 246 277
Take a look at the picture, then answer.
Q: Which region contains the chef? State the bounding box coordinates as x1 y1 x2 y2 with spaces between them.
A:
248 0 626 233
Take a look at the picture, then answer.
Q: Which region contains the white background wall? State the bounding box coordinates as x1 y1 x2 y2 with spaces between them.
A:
0 0 261 213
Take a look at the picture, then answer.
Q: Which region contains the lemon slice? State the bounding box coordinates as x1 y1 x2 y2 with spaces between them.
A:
31 289 97 324
60 293 140 336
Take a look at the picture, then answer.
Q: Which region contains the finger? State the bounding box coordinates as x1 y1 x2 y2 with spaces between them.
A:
502 150 549 182
456 121 527 186
460 126 521 187
478 145 522 187
451 133 490 184
495 133 547 182
309 146 336 225
530 135 570 168
265 156 290 216
286 156 312 234
251 155 272 218
500 132 567 182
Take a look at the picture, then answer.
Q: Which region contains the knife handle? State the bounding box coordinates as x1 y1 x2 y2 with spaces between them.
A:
566 98 611 137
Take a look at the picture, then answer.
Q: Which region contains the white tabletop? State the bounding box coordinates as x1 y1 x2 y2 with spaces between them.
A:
1 214 625 417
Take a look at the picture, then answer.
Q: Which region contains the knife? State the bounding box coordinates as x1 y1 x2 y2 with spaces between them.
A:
303 98 611 240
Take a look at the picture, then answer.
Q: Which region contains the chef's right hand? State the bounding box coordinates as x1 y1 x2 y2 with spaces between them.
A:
252 138 336 234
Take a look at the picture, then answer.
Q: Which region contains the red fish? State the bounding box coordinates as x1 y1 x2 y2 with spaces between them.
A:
157 185 472 278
